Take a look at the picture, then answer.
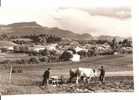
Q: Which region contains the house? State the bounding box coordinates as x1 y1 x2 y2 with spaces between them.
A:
46 43 58 51
29 45 46 52
0 41 18 52
75 46 84 52
70 53 80 62
75 46 88 53
102 42 111 49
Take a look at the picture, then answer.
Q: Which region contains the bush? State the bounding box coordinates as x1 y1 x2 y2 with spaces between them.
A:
15 59 27 64
29 51 40 56
29 57 40 64
39 56 48 62
40 49 48 56
60 51 73 61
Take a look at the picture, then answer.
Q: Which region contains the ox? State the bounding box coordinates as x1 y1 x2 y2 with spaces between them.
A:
69 67 98 84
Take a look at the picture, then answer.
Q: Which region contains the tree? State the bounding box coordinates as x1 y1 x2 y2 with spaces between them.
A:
111 38 117 50
0 34 9 40
60 50 73 61
122 39 132 47
40 49 49 56
39 56 48 62
29 57 40 64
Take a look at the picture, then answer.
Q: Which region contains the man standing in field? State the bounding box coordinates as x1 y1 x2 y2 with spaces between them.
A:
99 66 105 83
42 68 51 86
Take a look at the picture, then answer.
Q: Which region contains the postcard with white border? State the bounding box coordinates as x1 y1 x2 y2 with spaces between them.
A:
0 0 133 95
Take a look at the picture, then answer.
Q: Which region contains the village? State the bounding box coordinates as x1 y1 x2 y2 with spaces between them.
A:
0 35 132 64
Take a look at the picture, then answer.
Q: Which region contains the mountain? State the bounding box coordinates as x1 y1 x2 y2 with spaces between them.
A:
78 33 93 40
7 21 42 28
0 22 93 40
44 27 93 40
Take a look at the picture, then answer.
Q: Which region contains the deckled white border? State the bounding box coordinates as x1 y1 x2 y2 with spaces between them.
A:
1 0 139 99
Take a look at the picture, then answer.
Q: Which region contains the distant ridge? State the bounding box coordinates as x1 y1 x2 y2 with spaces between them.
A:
0 21 93 40
7 21 42 27
0 21 131 40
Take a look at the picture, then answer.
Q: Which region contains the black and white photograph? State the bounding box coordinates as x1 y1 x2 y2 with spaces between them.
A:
0 0 133 95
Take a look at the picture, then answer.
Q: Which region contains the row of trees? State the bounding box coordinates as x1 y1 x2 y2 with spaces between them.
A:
110 38 132 51
23 34 62 44
0 33 62 43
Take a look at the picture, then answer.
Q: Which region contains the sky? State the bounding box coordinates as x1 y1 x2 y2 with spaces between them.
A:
0 0 132 37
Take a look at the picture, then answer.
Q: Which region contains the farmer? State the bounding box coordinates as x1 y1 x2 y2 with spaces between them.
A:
42 68 51 86
99 66 105 83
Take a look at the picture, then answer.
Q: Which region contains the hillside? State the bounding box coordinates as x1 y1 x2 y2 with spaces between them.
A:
0 22 93 40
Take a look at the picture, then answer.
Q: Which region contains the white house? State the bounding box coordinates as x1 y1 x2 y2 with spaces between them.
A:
70 53 80 62
46 43 58 51
75 46 88 52
7 46 14 51
75 46 83 52
29 45 45 52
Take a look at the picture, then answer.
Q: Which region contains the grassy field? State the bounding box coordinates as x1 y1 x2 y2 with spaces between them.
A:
0 54 133 95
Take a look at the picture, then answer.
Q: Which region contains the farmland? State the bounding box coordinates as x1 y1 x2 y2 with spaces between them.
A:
0 22 133 95
0 54 133 95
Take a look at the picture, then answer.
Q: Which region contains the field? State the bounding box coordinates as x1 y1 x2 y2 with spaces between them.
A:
0 54 134 95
